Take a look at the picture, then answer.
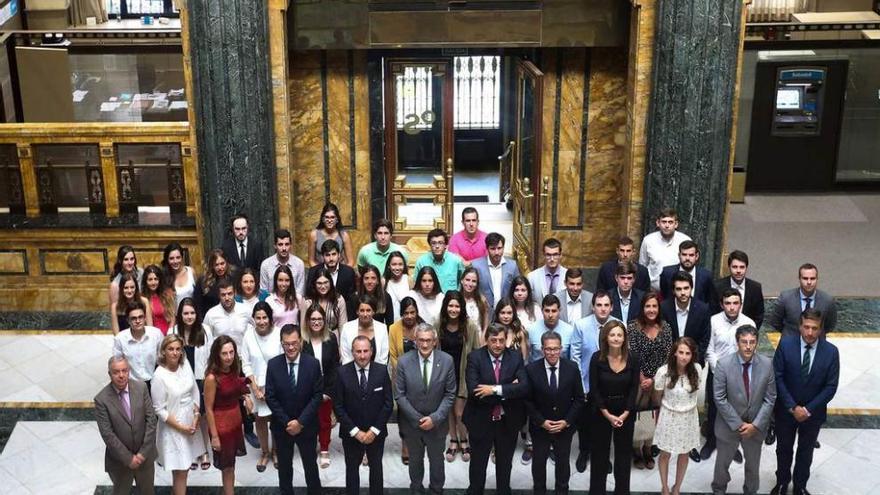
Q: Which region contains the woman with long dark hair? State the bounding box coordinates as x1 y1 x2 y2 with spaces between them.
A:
110 271 151 335
109 245 143 310
460 267 489 333
408 266 444 326
383 251 410 322
348 264 393 326
266 265 304 328
162 242 196 308
308 202 355 267
194 249 234 317
653 337 702 495
234 267 270 316
301 304 341 469
339 294 389 365
142 264 176 335
303 267 347 335
509 276 541 327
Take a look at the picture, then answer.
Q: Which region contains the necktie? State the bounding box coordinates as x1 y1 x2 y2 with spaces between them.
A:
118 389 131 420
423 358 429 389
549 365 557 391
491 358 502 421
359 368 368 394
742 362 751 401
801 344 812 380
804 297 812 310
288 362 297 388
548 273 558 295
239 242 246 263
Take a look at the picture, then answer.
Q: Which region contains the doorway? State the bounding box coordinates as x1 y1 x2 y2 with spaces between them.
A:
382 53 542 266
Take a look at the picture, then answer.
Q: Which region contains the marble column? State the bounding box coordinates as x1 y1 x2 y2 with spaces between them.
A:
642 0 745 272
185 0 277 252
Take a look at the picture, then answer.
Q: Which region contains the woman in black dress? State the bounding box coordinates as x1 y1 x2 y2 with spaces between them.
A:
589 319 640 495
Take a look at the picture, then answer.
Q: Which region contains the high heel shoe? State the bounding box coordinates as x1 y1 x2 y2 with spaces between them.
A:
256 451 270 473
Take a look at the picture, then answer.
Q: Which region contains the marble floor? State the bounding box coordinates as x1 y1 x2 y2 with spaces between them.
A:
0 332 878 493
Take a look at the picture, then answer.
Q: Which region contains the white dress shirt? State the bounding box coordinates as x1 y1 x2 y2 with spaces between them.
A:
565 291 584 323
707 312 756 372
113 326 164 382
204 302 252 347
488 257 506 304
730 277 746 302
676 300 691 336
638 230 692 290
617 288 632 324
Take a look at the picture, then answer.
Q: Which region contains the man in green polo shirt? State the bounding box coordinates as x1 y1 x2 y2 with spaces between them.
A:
356 218 408 274
414 228 465 293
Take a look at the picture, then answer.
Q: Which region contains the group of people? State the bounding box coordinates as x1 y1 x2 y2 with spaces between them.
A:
96 205 841 495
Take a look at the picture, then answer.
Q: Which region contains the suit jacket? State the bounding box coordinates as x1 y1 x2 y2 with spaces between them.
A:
767 288 838 336
394 349 457 435
527 266 568 304
713 276 765 330
610 288 645 324
661 298 711 365
462 346 530 434
773 334 839 422
595 259 651 293
221 235 264 272
94 380 157 474
265 352 324 436
334 361 394 439
302 333 340 396
659 264 717 305
307 263 357 303
554 288 594 324
524 358 584 431
713 352 777 435
472 256 521 311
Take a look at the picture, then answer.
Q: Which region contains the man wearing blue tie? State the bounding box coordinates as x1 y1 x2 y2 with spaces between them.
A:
770 309 839 495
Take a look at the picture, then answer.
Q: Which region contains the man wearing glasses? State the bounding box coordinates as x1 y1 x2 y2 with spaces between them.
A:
112 300 164 389
527 238 568 304
414 228 466 293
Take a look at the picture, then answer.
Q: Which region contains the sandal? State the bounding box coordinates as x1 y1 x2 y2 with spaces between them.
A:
199 454 211 471
189 463 198 471
402 443 409 465
257 452 270 473
459 438 471 462
319 451 330 469
445 439 459 463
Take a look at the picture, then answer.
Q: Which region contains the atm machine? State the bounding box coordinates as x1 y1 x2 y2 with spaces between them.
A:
746 60 847 191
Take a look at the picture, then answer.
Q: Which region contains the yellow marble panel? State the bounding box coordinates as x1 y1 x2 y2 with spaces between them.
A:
40 249 108 275
326 50 355 232
554 49 587 228
0 250 27 274
350 51 372 246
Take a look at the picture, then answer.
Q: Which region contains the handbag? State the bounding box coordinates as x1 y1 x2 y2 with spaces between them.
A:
632 386 658 442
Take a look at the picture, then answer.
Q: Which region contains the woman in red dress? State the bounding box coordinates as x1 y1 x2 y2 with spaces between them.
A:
204 335 252 494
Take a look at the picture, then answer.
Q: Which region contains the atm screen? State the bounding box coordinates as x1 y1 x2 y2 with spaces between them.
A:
776 88 801 110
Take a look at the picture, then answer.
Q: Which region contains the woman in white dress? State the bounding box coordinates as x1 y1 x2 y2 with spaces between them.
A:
383 251 410 321
460 267 489 334
407 266 444 327
162 242 196 308
652 337 702 495
240 301 282 472
152 334 207 495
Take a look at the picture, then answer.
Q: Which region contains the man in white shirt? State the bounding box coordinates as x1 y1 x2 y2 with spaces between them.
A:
638 208 691 291
700 288 756 461
554 268 593 325
260 228 306 296
528 295 575 363
527 238 568 303
112 301 164 385
472 233 521 311
204 281 251 347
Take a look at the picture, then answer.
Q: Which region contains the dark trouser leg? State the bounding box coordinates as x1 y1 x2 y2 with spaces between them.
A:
108 468 135 495
611 413 635 495
296 433 322 494
493 425 519 495
425 429 447 493
366 437 386 495
705 370 717 446
342 437 364 495
275 433 295 495
404 428 427 491
589 412 613 495
132 461 155 495
577 400 591 453
774 411 797 487
530 429 551 494
467 430 493 495
792 419 822 490
553 430 574 493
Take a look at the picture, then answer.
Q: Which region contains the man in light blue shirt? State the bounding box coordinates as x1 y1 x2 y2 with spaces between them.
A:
528 294 575 362
569 290 620 472
414 228 465 293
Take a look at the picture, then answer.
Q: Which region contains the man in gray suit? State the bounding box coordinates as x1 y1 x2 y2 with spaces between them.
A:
395 323 458 494
94 356 157 495
527 238 567 304
767 263 837 336
554 268 593 325
712 325 777 495
472 232 521 312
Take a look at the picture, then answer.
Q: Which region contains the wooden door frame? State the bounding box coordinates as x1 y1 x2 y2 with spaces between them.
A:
513 59 543 270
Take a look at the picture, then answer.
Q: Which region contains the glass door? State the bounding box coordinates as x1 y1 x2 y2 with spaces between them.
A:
511 60 543 272
384 59 455 237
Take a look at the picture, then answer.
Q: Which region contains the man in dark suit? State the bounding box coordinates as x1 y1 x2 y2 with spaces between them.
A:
395 323 457 493
525 331 584 495
595 236 651 293
221 213 264 271
714 250 765 329
335 335 394 495
659 240 716 305
94 356 157 495
661 271 711 361
265 324 324 495
770 309 839 495
767 263 838 336
610 261 645 324
306 239 357 302
472 232 521 311
463 323 530 495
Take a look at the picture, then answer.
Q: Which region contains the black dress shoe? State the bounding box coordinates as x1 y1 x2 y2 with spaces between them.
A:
815 440 820 449
575 451 589 473
650 444 660 457
733 449 743 464
765 425 776 445
688 448 701 463
699 442 715 461
793 488 812 495
244 431 260 449
770 483 788 495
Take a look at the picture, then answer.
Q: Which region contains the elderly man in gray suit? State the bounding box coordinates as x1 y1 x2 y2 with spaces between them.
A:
395 323 458 494
94 355 157 495
712 325 777 495
767 263 837 336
